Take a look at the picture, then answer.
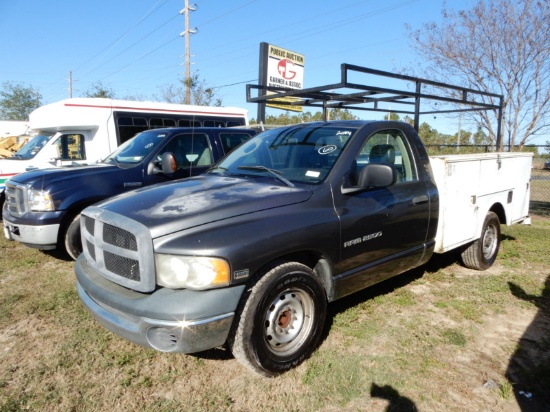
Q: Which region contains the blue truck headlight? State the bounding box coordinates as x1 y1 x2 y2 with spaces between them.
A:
28 189 54 211
155 255 230 290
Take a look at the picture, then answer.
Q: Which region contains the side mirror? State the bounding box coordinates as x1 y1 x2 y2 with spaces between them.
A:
161 152 177 174
342 163 396 194
43 144 60 161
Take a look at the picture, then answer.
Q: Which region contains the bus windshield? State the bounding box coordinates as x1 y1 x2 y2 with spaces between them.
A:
12 135 52 160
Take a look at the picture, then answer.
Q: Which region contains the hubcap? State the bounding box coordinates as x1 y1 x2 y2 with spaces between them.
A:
264 288 314 355
482 223 497 260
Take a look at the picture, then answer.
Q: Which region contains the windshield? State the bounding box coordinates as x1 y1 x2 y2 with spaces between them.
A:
12 135 52 160
104 129 169 164
209 124 355 185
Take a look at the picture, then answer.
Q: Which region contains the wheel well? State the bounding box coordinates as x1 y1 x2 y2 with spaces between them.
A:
489 203 506 225
255 251 335 302
57 202 96 245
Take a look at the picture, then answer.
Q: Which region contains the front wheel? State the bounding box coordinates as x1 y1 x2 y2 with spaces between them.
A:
229 262 327 377
461 211 501 271
63 213 83 260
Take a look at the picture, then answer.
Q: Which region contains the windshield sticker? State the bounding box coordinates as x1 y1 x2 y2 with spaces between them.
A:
337 131 352 136
318 145 337 155
306 170 321 178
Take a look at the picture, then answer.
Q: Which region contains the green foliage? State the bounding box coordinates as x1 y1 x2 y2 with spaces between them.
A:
158 73 222 106
0 81 42 120
251 108 357 125
82 81 116 99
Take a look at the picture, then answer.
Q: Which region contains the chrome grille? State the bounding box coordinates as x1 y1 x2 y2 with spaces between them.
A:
5 181 27 217
80 206 155 292
104 250 140 281
83 215 95 236
103 223 137 250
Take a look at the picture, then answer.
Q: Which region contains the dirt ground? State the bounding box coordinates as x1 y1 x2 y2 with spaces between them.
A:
1 217 549 411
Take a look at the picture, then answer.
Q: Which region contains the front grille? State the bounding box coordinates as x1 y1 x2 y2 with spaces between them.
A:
103 223 137 250
80 206 155 292
5 181 27 217
104 250 140 281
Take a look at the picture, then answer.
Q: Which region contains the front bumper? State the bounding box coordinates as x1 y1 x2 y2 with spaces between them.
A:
75 255 245 353
3 219 59 249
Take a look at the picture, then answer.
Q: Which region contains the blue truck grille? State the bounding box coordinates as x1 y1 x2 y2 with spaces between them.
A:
80 207 155 292
4 181 27 217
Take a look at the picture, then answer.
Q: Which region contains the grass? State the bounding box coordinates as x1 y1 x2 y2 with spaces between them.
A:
1 213 549 411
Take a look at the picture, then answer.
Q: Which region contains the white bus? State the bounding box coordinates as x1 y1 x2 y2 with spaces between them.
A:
0 98 249 190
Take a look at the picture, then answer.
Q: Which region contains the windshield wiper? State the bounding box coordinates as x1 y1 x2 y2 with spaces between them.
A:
237 166 294 187
208 166 228 173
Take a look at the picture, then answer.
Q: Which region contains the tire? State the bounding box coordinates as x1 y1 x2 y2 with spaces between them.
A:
63 213 83 261
0 190 5 221
461 211 501 271
229 262 327 377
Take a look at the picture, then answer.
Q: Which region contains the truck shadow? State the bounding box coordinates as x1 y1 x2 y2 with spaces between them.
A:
506 275 550 411
326 248 461 323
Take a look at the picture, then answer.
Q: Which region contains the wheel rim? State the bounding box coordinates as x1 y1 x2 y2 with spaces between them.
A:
482 223 498 260
264 288 315 356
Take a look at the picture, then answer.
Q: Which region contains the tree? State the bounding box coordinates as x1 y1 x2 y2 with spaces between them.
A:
83 81 116 99
407 0 550 150
250 109 357 125
383 112 401 121
158 73 222 106
0 81 42 120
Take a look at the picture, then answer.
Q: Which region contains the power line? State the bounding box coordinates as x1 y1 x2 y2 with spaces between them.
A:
74 0 172 74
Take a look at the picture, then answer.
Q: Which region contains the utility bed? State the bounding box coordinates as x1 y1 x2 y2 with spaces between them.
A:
430 152 532 253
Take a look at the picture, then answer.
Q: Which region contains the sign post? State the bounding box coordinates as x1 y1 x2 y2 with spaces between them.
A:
257 42 305 123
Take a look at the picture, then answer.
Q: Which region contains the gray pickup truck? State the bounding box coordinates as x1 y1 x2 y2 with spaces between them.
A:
76 120 443 376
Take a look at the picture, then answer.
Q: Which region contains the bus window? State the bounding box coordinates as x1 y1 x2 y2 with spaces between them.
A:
204 120 226 127
178 119 201 127
151 118 177 128
117 117 148 143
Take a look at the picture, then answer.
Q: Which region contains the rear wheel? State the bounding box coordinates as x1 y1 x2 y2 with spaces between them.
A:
63 213 83 260
461 211 501 270
229 262 327 377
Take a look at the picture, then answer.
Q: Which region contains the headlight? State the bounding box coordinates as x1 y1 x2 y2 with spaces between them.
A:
155 255 230 290
28 189 54 211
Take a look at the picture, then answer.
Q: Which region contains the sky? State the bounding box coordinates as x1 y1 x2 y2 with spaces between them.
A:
1 0 546 145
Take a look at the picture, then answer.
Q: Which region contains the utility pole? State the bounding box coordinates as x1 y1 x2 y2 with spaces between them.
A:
180 0 197 105
68 71 73 98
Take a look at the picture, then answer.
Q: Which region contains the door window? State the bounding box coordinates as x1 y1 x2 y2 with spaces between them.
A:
55 134 86 160
219 132 254 154
356 129 417 183
159 133 213 170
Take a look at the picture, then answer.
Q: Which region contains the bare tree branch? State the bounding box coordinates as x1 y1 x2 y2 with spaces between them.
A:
407 0 550 149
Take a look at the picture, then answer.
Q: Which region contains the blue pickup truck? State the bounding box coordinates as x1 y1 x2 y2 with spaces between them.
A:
2 127 256 259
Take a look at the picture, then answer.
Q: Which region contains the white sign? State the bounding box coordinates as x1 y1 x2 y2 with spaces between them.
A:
266 45 304 112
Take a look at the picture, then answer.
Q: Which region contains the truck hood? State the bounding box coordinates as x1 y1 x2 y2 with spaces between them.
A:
10 163 117 189
97 174 314 239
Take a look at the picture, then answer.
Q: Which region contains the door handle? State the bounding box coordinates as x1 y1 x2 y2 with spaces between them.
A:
412 195 429 205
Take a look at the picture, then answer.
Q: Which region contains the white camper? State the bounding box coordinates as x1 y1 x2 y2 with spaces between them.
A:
0 98 249 190
0 121 31 138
